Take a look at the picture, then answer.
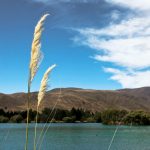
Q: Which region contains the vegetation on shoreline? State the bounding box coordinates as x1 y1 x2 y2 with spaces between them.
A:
0 108 150 125
0 107 97 123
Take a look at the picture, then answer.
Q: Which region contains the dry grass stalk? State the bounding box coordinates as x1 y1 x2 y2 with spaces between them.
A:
34 64 56 150
25 14 49 150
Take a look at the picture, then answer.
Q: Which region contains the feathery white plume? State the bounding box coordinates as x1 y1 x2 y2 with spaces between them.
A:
30 14 49 81
37 64 56 107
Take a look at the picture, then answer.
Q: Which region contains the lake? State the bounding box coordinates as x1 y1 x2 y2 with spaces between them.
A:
0 123 150 150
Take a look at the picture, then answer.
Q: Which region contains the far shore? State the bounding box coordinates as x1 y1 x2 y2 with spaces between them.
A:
0 107 150 125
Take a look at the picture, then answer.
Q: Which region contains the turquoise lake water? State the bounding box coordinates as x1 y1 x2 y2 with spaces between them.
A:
0 123 150 150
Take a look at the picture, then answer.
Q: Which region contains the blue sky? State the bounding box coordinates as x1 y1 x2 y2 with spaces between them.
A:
0 0 150 93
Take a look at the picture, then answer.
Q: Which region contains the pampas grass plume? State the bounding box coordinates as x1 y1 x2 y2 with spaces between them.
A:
38 64 56 107
25 14 49 150
30 14 49 81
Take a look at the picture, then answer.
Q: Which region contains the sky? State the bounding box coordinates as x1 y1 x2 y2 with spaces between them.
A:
0 0 150 93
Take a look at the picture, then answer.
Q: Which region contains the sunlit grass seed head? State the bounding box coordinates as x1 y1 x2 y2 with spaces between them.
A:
37 64 56 107
30 14 49 82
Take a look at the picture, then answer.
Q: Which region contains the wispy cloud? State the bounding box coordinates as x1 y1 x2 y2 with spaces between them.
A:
105 68 150 88
74 0 150 88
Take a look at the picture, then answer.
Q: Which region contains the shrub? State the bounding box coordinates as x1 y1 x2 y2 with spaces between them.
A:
0 116 9 123
86 117 96 123
94 112 102 123
101 109 128 125
123 111 150 125
10 114 23 123
62 116 76 123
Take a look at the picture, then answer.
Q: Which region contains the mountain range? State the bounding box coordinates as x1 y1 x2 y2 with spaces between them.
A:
0 87 150 112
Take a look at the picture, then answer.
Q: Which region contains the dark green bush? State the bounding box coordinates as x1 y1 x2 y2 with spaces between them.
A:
94 112 102 123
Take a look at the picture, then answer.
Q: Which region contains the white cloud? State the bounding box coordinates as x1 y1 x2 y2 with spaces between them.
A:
78 17 150 38
90 36 150 69
74 0 150 88
106 0 150 11
77 20 150 69
105 68 150 88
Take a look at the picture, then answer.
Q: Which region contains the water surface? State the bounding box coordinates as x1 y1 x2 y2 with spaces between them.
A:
0 123 150 150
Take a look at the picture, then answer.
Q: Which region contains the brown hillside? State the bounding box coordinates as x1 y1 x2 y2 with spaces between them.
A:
0 87 150 112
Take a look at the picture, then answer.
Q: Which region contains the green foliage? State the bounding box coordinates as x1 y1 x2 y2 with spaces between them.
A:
101 109 128 125
54 109 69 121
0 107 150 125
94 112 102 123
123 111 150 125
29 109 37 121
10 114 23 123
70 108 84 120
62 116 76 123
0 109 5 116
0 116 9 123
85 117 96 123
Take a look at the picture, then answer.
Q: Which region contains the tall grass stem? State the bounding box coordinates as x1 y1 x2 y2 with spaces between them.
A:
25 74 31 150
34 105 39 150
36 88 62 148
107 126 119 150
